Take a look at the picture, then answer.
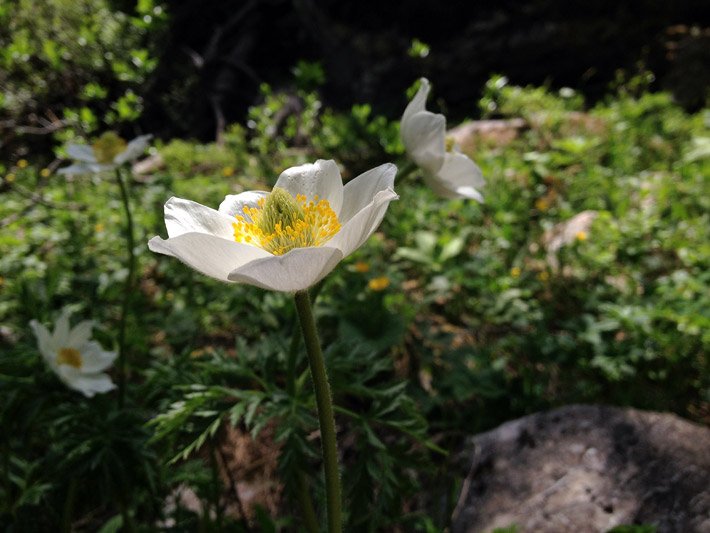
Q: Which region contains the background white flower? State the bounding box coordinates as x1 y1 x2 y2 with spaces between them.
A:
30 309 117 397
401 78 485 201
58 132 152 175
149 159 398 292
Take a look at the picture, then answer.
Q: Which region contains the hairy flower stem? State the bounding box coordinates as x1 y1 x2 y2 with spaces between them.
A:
115 167 135 407
294 290 342 533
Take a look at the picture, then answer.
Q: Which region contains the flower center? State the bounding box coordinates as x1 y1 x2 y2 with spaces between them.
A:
57 347 83 368
232 187 341 255
445 136 456 153
92 131 127 164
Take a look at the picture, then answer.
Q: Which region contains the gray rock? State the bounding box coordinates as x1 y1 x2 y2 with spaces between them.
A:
451 405 710 533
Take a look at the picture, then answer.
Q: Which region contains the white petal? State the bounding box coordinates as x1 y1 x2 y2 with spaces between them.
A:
53 309 72 349
274 160 344 215
163 197 236 239
401 78 431 125
401 111 446 173
326 188 398 258
218 191 269 218
149 232 270 282
428 151 485 202
114 134 152 165
338 163 397 223
58 162 115 175
227 247 343 292
57 366 115 397
79 342 117 373
67 320 94 348
401 79 447 172
66 144 97 163
29 320 54 362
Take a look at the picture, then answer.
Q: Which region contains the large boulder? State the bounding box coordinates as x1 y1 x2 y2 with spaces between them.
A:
452 405 709 533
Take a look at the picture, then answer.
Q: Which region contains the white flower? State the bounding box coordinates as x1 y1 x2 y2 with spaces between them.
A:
58 132 152 175
148 159 398 292
401 78 485 201
30 309 117 398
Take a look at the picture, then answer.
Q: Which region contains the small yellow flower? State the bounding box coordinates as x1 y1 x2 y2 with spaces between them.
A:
535 198 549 211
5 173 15 183
40 168 51 178
368 276 390 291
537 271 550 282
354 261 370 273
222 166 235 177
17 159 28 169
575 231 588 241
94 223 105 233
510 266 521 278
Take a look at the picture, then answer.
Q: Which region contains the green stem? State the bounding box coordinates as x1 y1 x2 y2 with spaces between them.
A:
115 167 136 407
294 291 342 533
396 159 418 182
61 478 77 533
295 470 320 533
120 499 136 533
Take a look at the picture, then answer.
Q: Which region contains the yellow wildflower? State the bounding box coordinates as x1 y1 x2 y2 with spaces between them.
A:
17 159 28 169
368 276 390 291
354 261 370 273
510 266 521 278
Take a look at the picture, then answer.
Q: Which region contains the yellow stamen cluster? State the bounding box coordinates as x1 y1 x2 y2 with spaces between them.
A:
445 136 456 153
57 347 83 368
232 187 341 255
92 131 127 164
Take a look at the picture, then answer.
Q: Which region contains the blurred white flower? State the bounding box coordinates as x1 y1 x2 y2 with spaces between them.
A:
30 309 117 397
58 132 152 175
401 78 485 201
149 159 398 292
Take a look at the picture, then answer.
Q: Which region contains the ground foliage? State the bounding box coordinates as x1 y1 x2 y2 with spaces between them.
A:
1 5 708 529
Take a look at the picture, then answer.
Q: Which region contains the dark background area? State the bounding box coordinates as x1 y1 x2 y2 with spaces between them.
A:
141 0 710 140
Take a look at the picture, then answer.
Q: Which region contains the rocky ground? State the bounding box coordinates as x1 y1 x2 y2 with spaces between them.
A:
452 404 710 533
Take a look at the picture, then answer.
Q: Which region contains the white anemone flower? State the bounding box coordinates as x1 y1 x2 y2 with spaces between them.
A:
148 159 398 292
30 309 117 398
58 131 152 175
401 78 485 201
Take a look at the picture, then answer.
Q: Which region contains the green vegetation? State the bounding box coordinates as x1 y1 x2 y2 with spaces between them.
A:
0 5 707 529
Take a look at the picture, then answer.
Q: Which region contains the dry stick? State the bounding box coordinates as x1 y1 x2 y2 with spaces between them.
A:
216 443 251 531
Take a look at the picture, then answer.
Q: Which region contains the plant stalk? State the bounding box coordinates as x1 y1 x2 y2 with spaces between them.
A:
395 159 418 182
294 290 342 533
115 167 136 407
